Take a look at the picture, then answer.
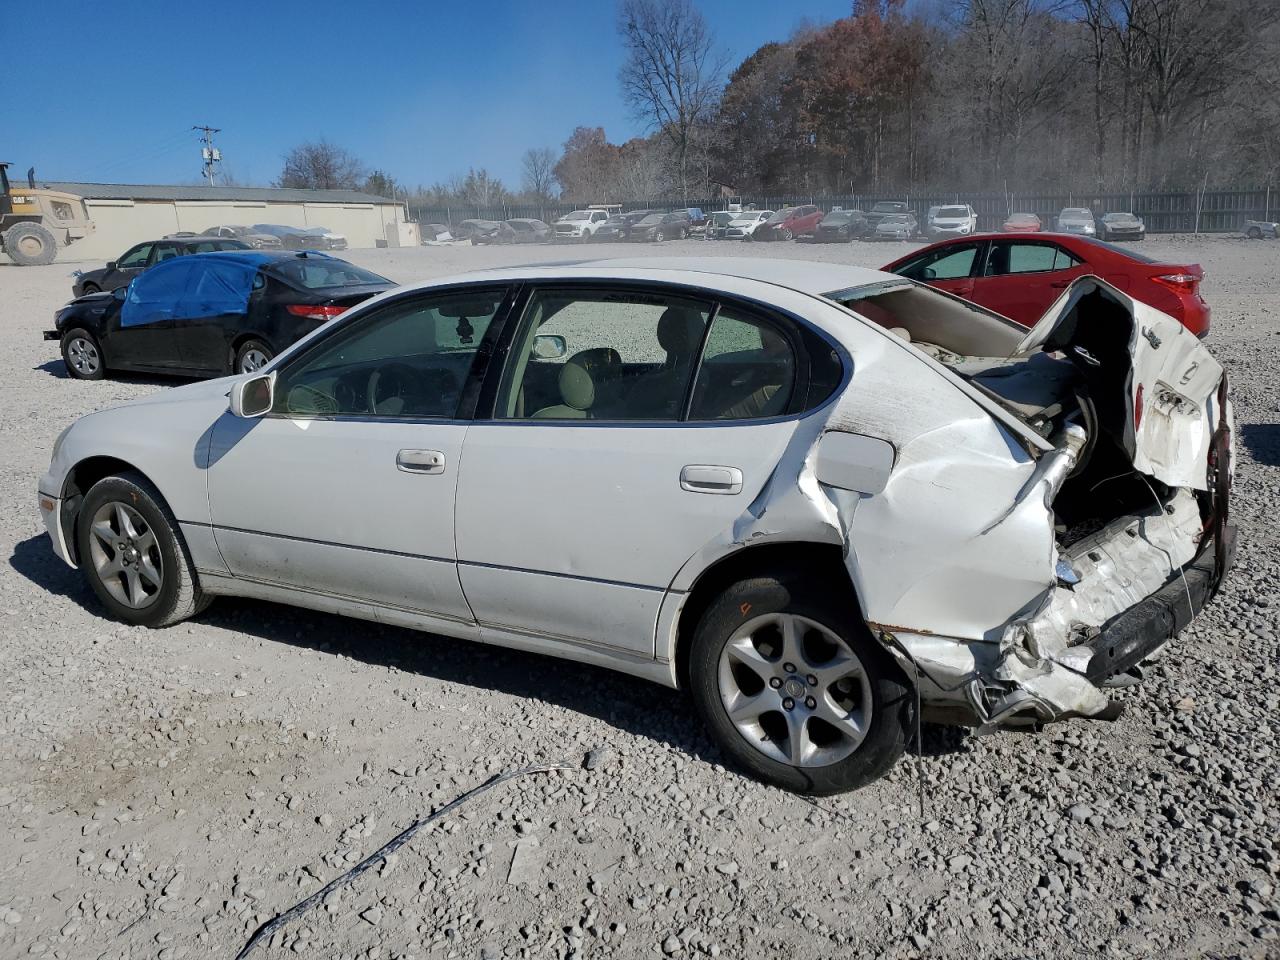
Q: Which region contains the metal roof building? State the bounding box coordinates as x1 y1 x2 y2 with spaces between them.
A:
43 182 413 261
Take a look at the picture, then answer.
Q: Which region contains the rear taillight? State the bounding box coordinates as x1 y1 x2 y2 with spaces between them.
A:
1151 273 1199 294
285 304 346 321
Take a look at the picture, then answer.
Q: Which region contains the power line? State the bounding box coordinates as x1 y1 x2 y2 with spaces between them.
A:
193 125 222 186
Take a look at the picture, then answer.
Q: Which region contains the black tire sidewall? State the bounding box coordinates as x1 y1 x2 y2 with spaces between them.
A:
76 475 186 626
61 328 106 380
687 574 911 795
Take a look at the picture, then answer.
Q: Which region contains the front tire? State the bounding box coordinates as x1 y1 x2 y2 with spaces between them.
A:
61 328 106 380
4 222 59 266
1247 227 1262 239
76 472 207 628
687 572 911 795
235 338 274 374
80 282 101 295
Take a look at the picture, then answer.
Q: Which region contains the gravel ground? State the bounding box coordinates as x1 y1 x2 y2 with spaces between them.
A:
1 236 1277 959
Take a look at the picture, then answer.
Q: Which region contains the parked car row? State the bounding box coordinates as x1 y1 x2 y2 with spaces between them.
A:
167 224 349 251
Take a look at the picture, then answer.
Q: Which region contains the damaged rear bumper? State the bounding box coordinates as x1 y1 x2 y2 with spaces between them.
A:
1079 523 1235 683
876 516 1236 731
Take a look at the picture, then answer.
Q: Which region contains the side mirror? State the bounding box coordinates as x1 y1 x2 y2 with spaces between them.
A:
531 334 567 360
922 267 937 280
105 261 117 271
229 372 274 418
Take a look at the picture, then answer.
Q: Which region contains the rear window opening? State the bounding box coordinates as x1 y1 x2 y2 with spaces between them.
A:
271 259 390 290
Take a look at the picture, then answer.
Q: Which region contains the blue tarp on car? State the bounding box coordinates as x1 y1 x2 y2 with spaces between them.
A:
121 252 273 327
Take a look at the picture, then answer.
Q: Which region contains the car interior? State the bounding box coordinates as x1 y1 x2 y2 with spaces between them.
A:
499 295 797 422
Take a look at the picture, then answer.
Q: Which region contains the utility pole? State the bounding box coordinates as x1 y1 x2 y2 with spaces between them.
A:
193 125 222 186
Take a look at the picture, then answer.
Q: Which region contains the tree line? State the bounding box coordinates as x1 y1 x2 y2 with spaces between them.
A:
276 0 1280 205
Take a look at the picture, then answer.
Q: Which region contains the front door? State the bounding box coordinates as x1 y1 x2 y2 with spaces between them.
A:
108 257 200 369
206 285 511 627
455 285 804 658
105 242 153 291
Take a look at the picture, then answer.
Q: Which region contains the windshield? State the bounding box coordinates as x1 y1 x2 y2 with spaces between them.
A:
872 202 905 213
637 214 664 225
936 206 969 218
270 258 390 290
563 211 590 221
1078 237 1157 263
711 212 735 224
823 212 853 223
1061 209 1092 218
1103 212 1136 221
766 207 797 223
1008 213 1037 222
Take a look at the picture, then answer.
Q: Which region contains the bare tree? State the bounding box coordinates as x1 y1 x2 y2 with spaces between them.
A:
521 147 558 200
277 139 368 190
618 0 726 200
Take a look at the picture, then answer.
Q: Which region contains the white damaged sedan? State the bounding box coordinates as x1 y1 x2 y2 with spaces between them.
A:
38 258 1235 794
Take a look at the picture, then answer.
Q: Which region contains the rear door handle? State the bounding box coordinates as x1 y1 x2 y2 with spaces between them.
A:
680 464 743 495
397 449 445 474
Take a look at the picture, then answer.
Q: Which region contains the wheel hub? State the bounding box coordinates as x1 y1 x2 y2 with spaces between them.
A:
782 676 807 700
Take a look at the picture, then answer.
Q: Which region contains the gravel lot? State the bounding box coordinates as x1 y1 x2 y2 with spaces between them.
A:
1 236 1277 959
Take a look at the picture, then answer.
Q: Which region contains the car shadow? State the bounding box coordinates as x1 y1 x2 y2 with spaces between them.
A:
33 357 195 388
10 533 971 771
1241 423 1280 467
7 534 718 766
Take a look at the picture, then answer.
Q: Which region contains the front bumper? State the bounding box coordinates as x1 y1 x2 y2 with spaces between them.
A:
38 489 75 567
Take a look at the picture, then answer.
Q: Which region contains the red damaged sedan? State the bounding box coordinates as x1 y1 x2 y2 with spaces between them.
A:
883 233 1210 336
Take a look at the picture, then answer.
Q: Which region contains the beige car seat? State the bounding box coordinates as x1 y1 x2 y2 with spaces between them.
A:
531 348 621 419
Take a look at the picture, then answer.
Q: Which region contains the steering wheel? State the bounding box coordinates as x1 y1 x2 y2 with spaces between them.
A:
366 363 459 416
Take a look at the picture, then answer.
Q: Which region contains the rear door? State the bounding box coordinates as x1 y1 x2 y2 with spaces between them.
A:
969 239 1087 326
176 258 264 373
454 284 809 658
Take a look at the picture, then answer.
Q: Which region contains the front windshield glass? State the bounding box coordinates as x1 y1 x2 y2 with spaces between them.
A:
766 207 796 223
637 214 664 225
936 206 969 218
564 211 590 220
823 212 852 223
872 202 904 213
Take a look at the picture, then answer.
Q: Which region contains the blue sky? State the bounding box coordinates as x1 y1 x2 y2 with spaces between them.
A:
3 0 852 191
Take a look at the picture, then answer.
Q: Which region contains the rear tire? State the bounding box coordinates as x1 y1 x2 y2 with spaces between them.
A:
1247 227 1262 239
76 471 208 628
4 222 58 266
61 328 106 380
234 338 274 374
687 571 911 795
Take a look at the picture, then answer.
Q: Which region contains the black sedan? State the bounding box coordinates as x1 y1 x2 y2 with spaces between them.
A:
810 209 869 242
591 209 658 242
47 251 394 380
625 212 691 242
72 236 249 297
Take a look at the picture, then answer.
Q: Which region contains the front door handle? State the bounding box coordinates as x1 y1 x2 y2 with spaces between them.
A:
1049 279 1071 288
680 464 743 495
397 449 445 474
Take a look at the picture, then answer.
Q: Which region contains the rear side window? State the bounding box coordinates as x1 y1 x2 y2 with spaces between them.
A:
987 242 1077 276
689 311 796 421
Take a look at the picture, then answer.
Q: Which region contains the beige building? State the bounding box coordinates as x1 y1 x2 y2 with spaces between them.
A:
45 182 413 262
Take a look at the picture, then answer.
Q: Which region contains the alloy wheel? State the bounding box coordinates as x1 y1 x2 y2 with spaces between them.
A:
717 613 873 768
239 349 270 373
66 336 101 376
87 501 163 609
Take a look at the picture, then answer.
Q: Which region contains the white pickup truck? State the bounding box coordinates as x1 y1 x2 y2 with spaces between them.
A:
553 209 611 241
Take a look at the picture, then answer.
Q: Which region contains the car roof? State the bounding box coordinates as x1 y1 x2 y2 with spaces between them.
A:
574 257 895 295
171 250 338 268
